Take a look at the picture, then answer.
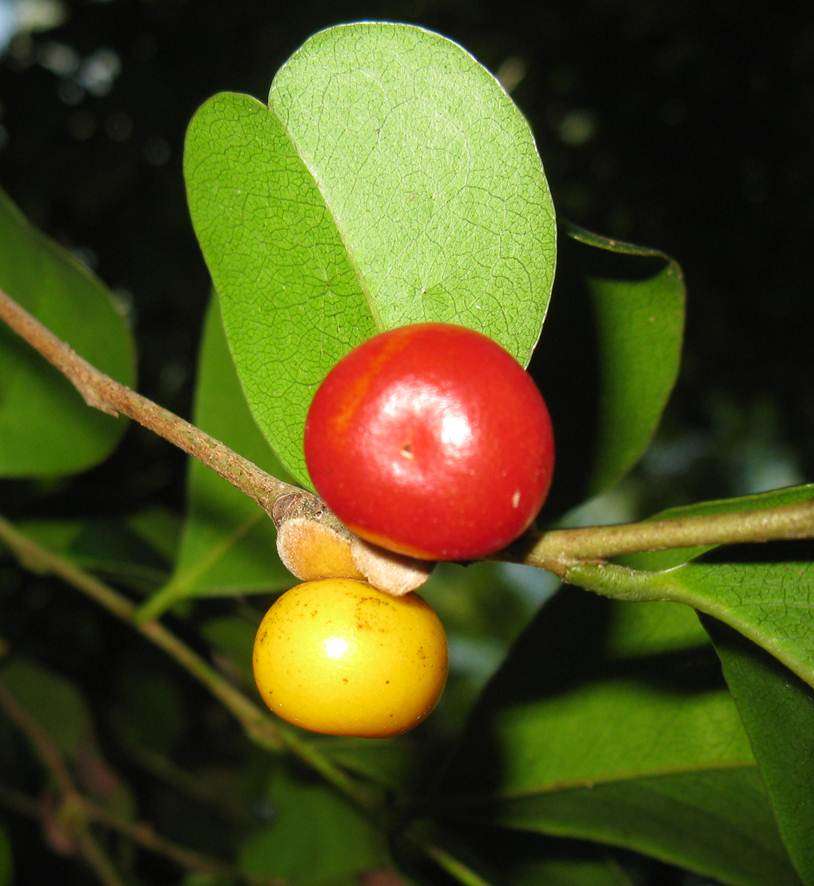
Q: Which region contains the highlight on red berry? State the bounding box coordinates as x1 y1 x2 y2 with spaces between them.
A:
304 323 555 561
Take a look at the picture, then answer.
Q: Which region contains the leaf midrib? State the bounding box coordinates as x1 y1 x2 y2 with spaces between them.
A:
441 758 757 806
653 568 814 692
171 511 265 597
268 95 384 333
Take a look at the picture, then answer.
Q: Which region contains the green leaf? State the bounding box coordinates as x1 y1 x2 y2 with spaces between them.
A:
0 827 12 886
200 616 256 686
0 188 135 476
182 876 238 886
448 829 635 886
14 512 174 592
125 507 182 563
185 22 556 485
584 557 814 694
441 591 799 883
239 764 386 884
424 560 557 740
621 483 814 571
483 767 797 885
581 485 814 697
0 658 92 758
162 298 292 600
704 618 814 884
110 668 185 756
511 854 631 886
319 737 418 792
543 223 684 502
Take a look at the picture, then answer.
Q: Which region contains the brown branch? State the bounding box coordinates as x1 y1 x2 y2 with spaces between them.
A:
0 682 125 886
0 784 244 880
0 514 281 752
79 800 241 878
2 286 812 586
0 286 408 612
0 515 378 812
0 287 298 520
520 499 814 575
0 682 74 795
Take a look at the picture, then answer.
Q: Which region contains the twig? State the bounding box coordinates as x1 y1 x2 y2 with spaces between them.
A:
0 514 376 812
2 286 813 579
119 740 248 821
0 514 282 751
0 784 242 879
0 681 74 794
521 499 814 576
404 826 491 886
73 829 126 886
0 287 297 520
0 682 125 886
80 799 239 878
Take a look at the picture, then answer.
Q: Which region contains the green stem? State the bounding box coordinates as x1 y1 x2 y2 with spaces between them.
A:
561 561 672 602
412 838 491 886
0 514 376 814
0 681 125 886
135 513 262 623
4 285 813 601
74 829 127 886
81 799 239 877
0 514 282 752
522 499 814 576
277 730 377 810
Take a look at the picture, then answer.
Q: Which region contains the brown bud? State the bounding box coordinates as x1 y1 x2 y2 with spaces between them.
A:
276 517 363 582
276 515 433 596
350 537 434 596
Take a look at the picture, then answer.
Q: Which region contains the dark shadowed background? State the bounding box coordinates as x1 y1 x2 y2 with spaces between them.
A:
0 1 811 882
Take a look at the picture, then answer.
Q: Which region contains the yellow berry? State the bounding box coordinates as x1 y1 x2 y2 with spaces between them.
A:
252 578 448 737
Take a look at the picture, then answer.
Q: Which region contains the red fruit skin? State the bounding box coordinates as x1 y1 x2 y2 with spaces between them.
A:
304 323 555 561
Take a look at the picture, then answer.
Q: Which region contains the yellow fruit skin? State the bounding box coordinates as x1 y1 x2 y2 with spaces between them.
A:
252 578 448 738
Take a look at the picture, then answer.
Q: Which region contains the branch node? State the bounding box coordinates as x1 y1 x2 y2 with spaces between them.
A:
75 382 119 417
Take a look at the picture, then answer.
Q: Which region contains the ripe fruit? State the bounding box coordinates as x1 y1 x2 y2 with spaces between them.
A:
252 578 448 737
305 323 555 560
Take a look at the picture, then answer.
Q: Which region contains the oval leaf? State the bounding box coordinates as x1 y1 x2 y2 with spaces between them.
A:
185 22 556 485
14 512 175 592
704 618 814 884
635 558 814 694
590 485 814 726
441 592 799 883
0 189 135 476
239 764 386 883
0 658 92 758
538 222 684 509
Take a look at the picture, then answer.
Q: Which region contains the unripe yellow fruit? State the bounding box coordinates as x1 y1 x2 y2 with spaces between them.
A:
252 578 448 737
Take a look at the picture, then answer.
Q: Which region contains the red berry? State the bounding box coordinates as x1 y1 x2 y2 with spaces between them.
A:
304 323 555 561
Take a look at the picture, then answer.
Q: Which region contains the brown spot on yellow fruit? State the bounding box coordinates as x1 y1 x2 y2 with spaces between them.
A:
252 578 447 737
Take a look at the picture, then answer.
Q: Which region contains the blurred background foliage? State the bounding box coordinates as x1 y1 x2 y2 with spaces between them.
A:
0 1 812 883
